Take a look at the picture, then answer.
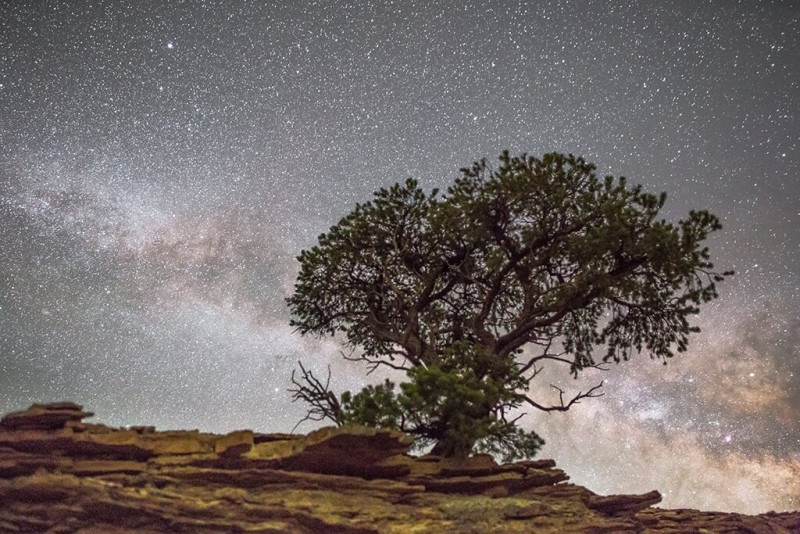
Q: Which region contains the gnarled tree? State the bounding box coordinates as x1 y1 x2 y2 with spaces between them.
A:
287 151 731 461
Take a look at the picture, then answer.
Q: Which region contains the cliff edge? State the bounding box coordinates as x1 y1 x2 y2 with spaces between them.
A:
0 403 797 533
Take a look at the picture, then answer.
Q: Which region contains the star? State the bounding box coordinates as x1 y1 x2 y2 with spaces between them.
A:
1 0 797 515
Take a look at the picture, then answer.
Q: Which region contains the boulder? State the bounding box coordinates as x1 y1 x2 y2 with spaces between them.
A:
262 425 415 478
0 402 93 431
214 430 254 456
588 490 663 515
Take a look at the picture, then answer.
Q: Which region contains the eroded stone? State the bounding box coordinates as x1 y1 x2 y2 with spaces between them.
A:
0 402 795 534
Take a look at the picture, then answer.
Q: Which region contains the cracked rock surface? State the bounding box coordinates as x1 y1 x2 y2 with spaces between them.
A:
0 403 797 533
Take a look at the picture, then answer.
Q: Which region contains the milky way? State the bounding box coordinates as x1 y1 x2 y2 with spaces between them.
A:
1 0 798 513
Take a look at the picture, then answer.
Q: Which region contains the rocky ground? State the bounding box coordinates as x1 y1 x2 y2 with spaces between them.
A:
0 403 797 533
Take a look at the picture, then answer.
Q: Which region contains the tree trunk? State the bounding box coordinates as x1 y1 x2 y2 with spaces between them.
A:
429 435 478 458
429 440 453 457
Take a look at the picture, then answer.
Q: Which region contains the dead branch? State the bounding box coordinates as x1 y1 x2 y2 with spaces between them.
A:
288 361 341 432
523 381 605 412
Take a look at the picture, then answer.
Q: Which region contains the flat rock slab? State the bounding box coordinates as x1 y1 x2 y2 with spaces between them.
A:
0 403 93 431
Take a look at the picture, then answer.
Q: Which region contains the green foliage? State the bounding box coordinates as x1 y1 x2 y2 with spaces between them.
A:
287 151 731 459
338 343 544 461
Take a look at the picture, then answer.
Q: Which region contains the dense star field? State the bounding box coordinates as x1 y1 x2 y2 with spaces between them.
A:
1 0 798 513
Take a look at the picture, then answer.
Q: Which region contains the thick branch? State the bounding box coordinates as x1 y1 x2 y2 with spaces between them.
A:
496 257 647 357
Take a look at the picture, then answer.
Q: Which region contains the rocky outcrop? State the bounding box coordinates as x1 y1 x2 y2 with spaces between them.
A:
0 402 92 431
0 403 797 533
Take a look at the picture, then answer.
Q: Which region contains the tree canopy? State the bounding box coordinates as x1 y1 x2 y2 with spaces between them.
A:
287 151 731 461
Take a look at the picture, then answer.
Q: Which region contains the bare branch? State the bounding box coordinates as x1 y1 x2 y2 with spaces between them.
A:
523 381 605 412
518 350 610 376
288 362 341 432
504 411 525 425
341 349 412 374
519 361 543 380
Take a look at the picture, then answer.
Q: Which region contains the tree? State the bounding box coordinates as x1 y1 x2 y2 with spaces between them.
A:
287 151 731 461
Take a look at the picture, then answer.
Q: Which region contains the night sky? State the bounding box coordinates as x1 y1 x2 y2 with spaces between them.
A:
1 0 798 514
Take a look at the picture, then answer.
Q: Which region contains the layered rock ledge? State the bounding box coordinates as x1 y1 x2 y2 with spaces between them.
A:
0 403 797 533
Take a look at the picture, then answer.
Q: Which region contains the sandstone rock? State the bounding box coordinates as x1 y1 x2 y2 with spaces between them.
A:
0 448 61 478
66 460 149 476
0 402 92 431
588 489 662 515
762 511 800 532
246 436 305 461
139 431 210 455
258 425 415 479
413 467 569 495
429 453 499 477
304 424 413 456
0 402 796 533
254 432 297 443
503 502 549 519
0 431 154 461
214 429 254 456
